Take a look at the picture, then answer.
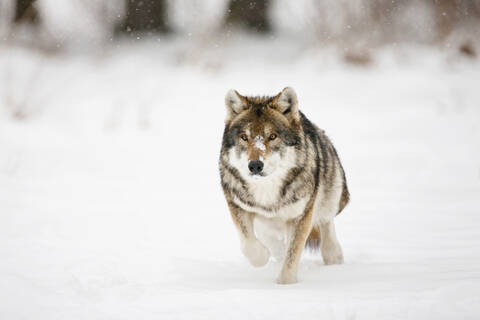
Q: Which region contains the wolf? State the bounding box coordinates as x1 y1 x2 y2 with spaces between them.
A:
219 87 349 284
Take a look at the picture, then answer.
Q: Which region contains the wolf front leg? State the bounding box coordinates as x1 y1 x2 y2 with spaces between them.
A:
228 202 270 267
277 206 314 284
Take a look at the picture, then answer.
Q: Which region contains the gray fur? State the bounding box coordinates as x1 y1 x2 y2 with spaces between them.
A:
219 88 349 284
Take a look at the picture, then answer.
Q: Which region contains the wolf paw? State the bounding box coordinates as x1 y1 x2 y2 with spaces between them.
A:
322 245 344 265
242 240 270 267
276 272 298 285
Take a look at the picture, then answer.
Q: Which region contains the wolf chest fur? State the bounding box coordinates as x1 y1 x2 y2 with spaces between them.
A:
219 87 349 284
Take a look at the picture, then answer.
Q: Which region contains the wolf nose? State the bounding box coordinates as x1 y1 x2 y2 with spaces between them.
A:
248 160 264 174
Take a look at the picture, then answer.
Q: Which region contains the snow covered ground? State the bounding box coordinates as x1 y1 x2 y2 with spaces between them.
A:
1 39 480 319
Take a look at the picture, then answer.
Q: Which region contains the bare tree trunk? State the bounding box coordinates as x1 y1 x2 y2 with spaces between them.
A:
226 0 271 33
433 0 458 41
119 0 168 34
14 0 38 24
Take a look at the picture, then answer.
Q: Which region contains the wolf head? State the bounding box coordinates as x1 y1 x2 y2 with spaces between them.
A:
222 87 302 181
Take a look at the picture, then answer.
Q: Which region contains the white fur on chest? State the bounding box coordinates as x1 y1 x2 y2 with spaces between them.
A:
234 183 308 221
233 186 308 221
248 171 284 205
233 195 308 220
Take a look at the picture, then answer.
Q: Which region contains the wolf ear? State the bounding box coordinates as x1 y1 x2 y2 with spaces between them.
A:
273 87 300 121
225 89 247 122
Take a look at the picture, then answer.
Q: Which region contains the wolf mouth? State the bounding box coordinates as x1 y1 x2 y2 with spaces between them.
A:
250 172 266 178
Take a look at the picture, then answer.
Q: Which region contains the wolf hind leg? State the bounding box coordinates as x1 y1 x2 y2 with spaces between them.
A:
319 219 344 265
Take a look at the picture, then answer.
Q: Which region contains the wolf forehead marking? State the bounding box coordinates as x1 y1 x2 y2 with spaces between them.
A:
253 136 266 151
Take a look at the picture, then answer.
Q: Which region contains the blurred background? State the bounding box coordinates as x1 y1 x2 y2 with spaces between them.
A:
2 0 480 58
1 1 480 319
0 0 479 121
2 0 480 54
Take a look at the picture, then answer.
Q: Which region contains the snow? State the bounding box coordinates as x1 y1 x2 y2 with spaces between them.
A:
1 38 480 319
254 135 266 151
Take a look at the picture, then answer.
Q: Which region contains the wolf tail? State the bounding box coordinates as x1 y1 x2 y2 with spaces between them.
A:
305 225 321 251
337 185 350 215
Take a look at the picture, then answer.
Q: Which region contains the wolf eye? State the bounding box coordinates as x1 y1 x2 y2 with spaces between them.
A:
240 134 248 141
269 133 277 141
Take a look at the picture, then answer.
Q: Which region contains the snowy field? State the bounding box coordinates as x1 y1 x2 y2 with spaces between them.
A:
1 39 480 319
